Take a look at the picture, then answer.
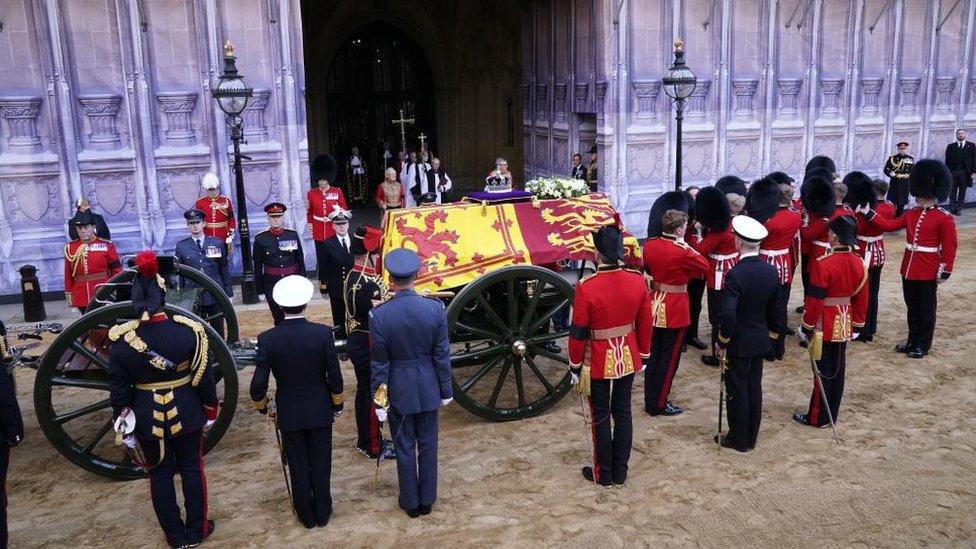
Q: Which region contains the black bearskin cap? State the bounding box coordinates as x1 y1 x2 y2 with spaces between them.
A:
805 155 836 176
714 175 748 197
310 154 338 185
593 225 625 263
828 215 858 247
647 191 693 237
746 177 783 224
695 186 731 233
800 174 835 218
131 250 166 320
843 171 876 209
909 158 952 201
766 171 795 186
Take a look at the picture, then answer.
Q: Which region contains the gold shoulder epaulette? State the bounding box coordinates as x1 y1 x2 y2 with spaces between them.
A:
578 271 598 285
108 320 140 342
172 315 209 387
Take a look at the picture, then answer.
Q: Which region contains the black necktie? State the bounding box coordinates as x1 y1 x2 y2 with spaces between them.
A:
196 239 203 251
342 237 348 253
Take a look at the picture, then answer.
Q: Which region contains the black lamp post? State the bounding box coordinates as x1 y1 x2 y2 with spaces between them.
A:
212 40 258 304
662 38 698 191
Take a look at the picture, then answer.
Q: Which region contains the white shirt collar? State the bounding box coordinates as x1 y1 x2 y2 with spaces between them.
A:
284 314 306 320
739 250 760 259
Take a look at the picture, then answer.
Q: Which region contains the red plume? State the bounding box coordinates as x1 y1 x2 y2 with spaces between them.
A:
135 250 159 279
613 212 622 228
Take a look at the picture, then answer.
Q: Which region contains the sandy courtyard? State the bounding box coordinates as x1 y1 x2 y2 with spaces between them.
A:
6 229 976 547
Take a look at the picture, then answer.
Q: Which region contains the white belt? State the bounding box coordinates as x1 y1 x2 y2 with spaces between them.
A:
906 244 939 253
759 247 790 257
813 240 831 249
857 235 883 243
312 215 332 223
708 253 739 261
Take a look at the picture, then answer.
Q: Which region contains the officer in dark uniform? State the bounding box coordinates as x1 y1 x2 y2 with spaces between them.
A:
108 250 218 548
370 248 453 518
251 275 344 529
344 225 394 459
0 320 23 548
319 208 354 340
253 203 306 325
882 141 914 217
174 209 233 337
714 216 782 452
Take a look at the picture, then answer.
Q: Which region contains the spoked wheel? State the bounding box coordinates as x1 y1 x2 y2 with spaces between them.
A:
447 265 573 421
89 259 238 345
34 303 238 480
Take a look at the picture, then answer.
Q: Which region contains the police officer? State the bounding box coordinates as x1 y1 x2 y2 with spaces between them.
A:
251 275 344 528
344 225 394 459
0 320 24 548
714 216 782 452
64 211 122 312
253 203 306 326
174 209 233 337
108 250 218 548
794 216 868 428
319 208 354 340
568 224 652 486
883 141 914 217
370 248 453 518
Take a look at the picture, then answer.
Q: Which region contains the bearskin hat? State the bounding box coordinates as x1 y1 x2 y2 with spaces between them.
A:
310 153 338 185
909 158 952 201
131 250 166 321
647 191 693 238
805 155 836 177
843 171 876 209
746 176 783 224
593 225 625 263
714 175 748 198
766 171 795 186
801 174 836 218
695 186 731 233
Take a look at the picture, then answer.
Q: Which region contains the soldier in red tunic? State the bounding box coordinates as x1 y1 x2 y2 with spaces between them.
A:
568 224 652 486
748 176 803 360
307 154 349 295
858 159 958 358
846 173 894 342
64 211 122 312
642 201 709 416
194 172 236 246
797 156 838 309
794 216 868 428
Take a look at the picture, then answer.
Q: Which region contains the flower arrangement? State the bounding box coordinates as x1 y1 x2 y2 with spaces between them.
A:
524 176 590 199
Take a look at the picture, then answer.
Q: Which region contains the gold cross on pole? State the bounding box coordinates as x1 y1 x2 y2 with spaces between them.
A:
418 133 428 154
391 109 415 156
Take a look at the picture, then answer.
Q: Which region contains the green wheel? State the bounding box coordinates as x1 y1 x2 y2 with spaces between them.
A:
446 265 573 421
33 303 238 480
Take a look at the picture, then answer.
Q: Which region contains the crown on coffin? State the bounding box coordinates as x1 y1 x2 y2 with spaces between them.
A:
485 173 513 194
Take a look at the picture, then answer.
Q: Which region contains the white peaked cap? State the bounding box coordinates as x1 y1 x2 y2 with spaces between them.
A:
731 215 768 243
272 275 314 308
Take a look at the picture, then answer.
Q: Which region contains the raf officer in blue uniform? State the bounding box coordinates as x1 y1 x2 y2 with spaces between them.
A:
108 250 218 548
370 248 453 518
251 275 344 529
174 209 233 336
714 216 783 452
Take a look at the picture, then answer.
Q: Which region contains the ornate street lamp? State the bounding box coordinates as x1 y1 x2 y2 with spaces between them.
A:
662 38 698 191
212 40 257 304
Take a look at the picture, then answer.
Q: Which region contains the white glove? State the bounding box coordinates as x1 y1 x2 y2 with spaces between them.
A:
795 325 809 345
854 203 871 215
375 407 388 422
204 419 216 430
122 435 138 449
333 410 343 421
570 372 580 385
440 398 453 407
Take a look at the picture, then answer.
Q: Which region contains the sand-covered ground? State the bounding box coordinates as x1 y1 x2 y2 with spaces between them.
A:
6 229 976 547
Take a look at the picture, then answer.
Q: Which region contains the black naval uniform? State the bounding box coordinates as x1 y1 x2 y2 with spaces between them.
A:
716 253 782 451
0 321 24 548
108 313 218 548
251 317 344 528
253 228 306 325
174 233 233 337
320 234 353 339
882 152 914 217
344 263 388 457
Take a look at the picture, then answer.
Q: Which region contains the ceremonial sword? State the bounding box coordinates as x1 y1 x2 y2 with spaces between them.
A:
808 353 841 444
268 399 295 513
717 354 727 452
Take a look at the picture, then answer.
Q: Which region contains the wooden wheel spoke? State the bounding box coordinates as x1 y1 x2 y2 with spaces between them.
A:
523 355 554 394
487 356 513 408
81 419 114 453
513 360 526 407
51 375 111 391
518 279 547 331
454 321 499 342
55 399 111 425
506 279 518 328
527 298 570 334
528 332 565 345
451 342 507 363
475 295 509 333
68 340 111 372
532 347 570 364
459 354 504 393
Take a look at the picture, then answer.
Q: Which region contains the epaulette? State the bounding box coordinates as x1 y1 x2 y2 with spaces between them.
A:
669 238 691 250
937 207 951 215
94 236 113 244
108 320 140 342
172 315 209 387
577 271 599 285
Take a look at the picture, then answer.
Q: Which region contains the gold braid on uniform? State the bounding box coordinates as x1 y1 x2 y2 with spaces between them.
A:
64 242 88 277
172 315 209 386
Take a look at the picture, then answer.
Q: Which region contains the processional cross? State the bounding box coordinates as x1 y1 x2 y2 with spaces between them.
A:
392 109 415 156
418 133 428 156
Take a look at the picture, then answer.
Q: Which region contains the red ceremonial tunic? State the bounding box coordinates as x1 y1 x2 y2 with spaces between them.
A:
306 186 348 241
867 205 958 280
63 237 122 309
802 247 869 342
854 200 895 268
691 226 739 290
641 234 710 329
194 195 236 240
760 207 803 284
568 265 652 379
374 182 405 209
801 204 855 260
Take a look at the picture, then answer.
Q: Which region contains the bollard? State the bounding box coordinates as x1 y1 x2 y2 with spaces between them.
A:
19 265 46 322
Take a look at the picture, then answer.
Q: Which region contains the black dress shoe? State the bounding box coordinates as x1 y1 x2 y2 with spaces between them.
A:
907 347 927 359
894 342 913 353
316 514 332 527
301 520 316 529
713 435 749 453
405 507 421 518
661 402 684 416
798 339 808 348
541 341 562 354
792 412 829 428
581 466 612 487
795 305 804 314
680 344 688 353
418 504 432 515
686 337 709 350
700 354 720 367
852 333 871 343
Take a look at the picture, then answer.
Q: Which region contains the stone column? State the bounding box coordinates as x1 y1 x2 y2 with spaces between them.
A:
0 96 43 154
820 78 845 119
935 76 956 115
243 89 271 143
553 83 567 122
78 93 123 150
536 83 548 121
970 78 976 114
595 81 608 120
899 77 922 116
731 79 759 121
522 84 531 118
777 79 802 120
686 80 711 122
157 91 199 147
631 80 661 121
859 78 883 118
575 83 588 112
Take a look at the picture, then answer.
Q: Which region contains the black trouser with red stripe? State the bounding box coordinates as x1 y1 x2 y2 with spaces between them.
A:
864 265 883 337
903 278 938 352
142 430 209 548
800 254 811 296
771 283 792 359
686 278 706 343
588 374 633 485
726 355 763 448
349 331 383 455
706 288 725 356
644 327 686 413
806 341 847 427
